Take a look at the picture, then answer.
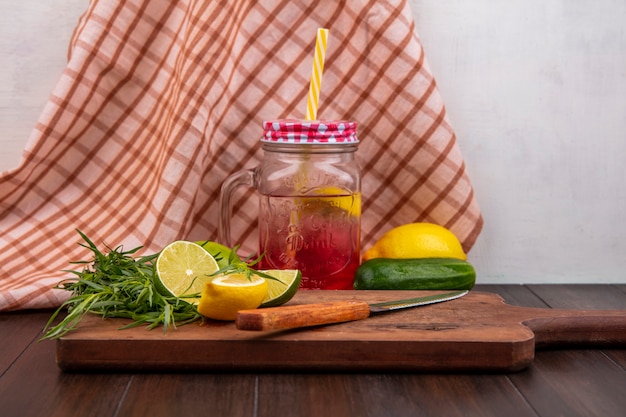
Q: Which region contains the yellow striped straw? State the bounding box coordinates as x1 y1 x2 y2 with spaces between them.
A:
305 28 329 121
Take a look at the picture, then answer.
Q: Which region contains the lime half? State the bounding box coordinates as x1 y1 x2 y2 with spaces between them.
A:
259 269 302 307
155 241 220 304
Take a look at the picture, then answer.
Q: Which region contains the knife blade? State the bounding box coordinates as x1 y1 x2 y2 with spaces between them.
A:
236 290 468 331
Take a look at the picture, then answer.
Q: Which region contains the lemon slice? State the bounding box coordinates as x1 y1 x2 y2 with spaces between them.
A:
154 241 220 304
259 269 302 307
311 187 361 216
197 273 268 321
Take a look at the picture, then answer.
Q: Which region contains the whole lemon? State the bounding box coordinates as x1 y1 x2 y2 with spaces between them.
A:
362 223 466 261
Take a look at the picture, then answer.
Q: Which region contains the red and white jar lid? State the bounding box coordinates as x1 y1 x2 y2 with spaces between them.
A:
261 119 359 144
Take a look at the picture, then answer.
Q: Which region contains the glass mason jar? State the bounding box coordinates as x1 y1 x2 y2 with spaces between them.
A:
219 119 361 290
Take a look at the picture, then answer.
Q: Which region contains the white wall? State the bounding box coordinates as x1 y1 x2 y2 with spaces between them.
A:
411 0 626 284
1 1 625 284
0 0 86 170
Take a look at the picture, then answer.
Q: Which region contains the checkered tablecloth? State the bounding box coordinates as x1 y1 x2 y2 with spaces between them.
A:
0 0 482 310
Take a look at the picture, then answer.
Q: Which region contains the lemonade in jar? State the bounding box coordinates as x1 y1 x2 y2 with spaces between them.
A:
219 120 361 289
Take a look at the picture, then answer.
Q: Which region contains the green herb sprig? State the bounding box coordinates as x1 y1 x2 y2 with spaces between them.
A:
209 246 283 283
41 230 202 340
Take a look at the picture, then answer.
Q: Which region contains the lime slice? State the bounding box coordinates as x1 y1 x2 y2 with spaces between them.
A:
155 241 220 304
195 240 241 269
259 269 302 307
197 273 268 321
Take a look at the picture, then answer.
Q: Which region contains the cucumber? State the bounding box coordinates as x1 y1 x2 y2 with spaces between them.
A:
354 258 475 290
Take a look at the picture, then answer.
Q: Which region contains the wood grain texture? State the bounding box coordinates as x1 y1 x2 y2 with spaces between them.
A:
510 350 626 417
255 373 538 417
1 285 624 417
55 290 626 372
0 310 50 373
116 374 256 417
236 300 371 330
506 284 626 417
0 330 132 417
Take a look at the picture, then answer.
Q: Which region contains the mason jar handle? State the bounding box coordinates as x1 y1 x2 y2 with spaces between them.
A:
218 169 256 247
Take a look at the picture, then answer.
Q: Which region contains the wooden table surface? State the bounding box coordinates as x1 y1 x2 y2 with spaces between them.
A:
1 284 625 417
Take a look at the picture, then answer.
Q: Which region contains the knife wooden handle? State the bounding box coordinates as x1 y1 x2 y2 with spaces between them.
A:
236 301 371 331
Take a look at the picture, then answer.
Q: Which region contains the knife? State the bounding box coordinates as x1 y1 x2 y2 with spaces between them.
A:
236 290 469 331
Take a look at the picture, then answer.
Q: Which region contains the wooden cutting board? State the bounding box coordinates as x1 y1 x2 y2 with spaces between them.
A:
55 290 626 372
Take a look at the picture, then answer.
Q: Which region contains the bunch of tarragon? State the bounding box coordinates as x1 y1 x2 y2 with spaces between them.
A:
41 230 202 340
